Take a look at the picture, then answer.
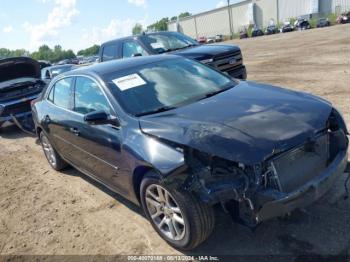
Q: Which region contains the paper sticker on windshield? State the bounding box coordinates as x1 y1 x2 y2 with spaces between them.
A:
150 42 165 49
112 74 146 91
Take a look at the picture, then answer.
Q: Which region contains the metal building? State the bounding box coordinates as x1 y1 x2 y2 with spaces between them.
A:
168 0 350 38
169 0 256 38
278 0 319 21
332 0 350 13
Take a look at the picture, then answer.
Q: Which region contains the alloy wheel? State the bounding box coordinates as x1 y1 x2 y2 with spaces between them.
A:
145 184 186 241
41 135 57 167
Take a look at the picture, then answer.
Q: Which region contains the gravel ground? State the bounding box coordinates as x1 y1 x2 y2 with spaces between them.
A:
0 24 350 258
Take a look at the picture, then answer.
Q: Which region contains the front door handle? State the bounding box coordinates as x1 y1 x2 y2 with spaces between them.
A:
43 115 51 124
69 127 80 136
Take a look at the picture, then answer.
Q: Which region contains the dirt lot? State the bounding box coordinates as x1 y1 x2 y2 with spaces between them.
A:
1 24 350 257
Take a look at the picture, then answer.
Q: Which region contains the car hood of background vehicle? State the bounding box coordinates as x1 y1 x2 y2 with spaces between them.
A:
174 44 241 60
0 57 40 85
139 81 333 164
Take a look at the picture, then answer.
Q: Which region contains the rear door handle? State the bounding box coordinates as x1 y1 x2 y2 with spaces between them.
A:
69 127 80 136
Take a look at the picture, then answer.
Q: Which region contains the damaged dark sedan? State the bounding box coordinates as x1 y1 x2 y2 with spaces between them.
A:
0 57 46 131
31 55 349 250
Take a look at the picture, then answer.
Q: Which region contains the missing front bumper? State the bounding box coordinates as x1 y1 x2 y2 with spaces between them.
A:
256 149 348 222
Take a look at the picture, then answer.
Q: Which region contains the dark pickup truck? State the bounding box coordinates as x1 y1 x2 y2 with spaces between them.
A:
98 31 247 80
0 57 46 130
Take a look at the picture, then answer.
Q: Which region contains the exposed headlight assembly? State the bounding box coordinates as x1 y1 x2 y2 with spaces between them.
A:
330 107 348 134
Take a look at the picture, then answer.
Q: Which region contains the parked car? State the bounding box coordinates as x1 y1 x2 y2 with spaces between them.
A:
317 18 331 28
337 12 350 24
206 36 216 44
196 36 207 44
265 24 279 35
0 57 46 131
78 55 99 65
98 31 247 80
252 26 264 37
57 59 70 65
239 28 248 39
281 21 294 33
70 58 79 65
215 34 224 42
295 18 311 30
41 64 77 84
32 55 349 250
57 58 79 65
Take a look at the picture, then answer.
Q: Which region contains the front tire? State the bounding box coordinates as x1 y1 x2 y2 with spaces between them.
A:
40 132 67 171
140 172 215 250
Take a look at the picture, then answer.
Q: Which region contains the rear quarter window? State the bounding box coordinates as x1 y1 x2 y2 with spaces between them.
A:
48 77 73 110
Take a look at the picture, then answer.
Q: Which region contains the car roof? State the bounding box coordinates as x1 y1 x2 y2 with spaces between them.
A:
63 55 180 77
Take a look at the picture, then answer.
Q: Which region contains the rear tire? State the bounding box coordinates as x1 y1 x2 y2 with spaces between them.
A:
39 132 67 171
140 172 215 250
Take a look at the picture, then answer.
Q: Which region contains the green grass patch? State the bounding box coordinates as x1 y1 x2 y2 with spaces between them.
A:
309 17 318 28
327 13 337 25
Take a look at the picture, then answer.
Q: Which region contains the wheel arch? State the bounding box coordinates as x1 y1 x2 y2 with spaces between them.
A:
132 165 159 203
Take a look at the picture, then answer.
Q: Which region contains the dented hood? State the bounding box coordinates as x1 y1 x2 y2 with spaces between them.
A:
139 81 333 164
0 57 40 84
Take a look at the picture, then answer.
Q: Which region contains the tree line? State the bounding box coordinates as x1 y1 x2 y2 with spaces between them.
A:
0 44 100 63
132 12 191 34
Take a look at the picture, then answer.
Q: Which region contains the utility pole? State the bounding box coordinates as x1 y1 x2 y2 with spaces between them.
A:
227 0 233 39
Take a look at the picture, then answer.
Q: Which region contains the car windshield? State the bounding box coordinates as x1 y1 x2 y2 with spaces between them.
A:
104 58 236 116
140 33 198 54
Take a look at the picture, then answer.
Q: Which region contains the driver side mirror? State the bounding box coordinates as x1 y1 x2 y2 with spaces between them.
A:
84 110 120 127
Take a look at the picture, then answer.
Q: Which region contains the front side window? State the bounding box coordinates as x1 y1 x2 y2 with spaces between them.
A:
49 77 73 109
105 58 236 116
122 41 148 58
74 77 111 115
102 44 117 62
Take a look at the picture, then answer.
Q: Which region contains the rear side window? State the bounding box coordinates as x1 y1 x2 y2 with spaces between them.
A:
102 44 117 61
74 77 111 115
48 77 73 110
122 41 147 58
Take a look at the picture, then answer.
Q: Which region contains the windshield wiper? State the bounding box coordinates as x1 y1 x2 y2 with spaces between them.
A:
160 44 197 53
170 45 196 51
198 87 233 101
136 106 177 117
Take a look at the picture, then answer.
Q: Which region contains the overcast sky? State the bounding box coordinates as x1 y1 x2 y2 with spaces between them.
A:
0 0 241 52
